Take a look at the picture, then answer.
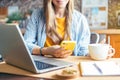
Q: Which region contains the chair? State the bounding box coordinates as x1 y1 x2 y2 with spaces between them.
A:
90 32 100 44
0 54 3 62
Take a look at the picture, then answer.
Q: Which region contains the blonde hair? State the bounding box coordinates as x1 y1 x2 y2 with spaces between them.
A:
44 0 74 44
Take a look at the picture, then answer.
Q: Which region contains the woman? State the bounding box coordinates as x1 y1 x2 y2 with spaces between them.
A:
24 0 90 58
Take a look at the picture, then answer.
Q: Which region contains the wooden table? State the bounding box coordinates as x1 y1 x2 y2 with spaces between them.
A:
0 56 120 80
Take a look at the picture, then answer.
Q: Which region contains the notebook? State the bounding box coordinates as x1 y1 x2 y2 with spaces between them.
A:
0 24 74 73
80 61 120 76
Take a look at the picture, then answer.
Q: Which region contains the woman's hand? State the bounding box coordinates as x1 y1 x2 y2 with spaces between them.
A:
43 45 72 58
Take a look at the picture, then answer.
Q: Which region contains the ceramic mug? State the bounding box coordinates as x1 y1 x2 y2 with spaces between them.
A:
88 44 115 60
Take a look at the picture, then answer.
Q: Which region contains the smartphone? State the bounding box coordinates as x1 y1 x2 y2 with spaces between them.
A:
60 41 76 51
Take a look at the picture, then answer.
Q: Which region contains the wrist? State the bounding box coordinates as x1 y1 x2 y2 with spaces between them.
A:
40 47 49 56
40 47 44 56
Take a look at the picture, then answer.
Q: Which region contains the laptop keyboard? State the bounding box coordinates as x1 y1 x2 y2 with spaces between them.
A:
34 61 57 70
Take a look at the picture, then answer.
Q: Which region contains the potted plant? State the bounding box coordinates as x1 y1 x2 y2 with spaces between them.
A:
6 12 23 23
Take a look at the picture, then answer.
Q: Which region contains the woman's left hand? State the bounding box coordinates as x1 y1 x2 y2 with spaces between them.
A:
43 45 73 58
53 47 73 58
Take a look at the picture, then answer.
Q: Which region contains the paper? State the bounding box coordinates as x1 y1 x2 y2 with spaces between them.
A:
80 61 120 76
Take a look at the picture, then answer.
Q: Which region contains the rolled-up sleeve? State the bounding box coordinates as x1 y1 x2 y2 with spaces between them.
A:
72 11 90 56
78 16 90 56
24 10 38 53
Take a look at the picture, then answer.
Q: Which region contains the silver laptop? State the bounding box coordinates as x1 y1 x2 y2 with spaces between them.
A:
0 24 74 73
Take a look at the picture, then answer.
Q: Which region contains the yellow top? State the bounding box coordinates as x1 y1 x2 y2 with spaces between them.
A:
44 17 66 47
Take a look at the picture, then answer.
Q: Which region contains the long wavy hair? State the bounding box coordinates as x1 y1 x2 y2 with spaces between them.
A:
44 0 74 44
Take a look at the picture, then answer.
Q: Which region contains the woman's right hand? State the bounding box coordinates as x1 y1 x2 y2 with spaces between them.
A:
43 45 72 58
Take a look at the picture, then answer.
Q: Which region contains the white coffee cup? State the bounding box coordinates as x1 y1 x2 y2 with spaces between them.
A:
88 44 115 60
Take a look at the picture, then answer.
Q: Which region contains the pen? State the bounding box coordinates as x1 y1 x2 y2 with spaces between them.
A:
93 63 103 74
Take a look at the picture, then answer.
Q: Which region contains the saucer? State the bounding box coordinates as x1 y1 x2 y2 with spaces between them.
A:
56 68 78 79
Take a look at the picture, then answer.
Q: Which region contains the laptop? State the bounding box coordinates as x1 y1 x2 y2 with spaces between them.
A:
0 24 74 73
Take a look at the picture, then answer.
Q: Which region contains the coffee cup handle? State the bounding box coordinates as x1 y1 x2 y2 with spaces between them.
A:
107 47 115 57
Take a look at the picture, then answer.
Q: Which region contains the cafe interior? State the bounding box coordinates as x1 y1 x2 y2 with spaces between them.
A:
0 0 120 80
